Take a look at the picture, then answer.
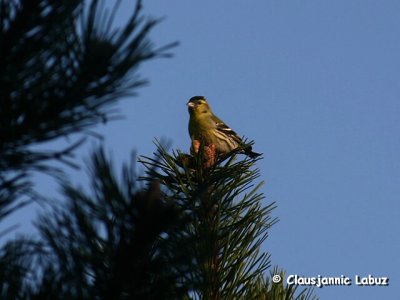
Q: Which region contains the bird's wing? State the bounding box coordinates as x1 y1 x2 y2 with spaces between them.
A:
211 115 243 144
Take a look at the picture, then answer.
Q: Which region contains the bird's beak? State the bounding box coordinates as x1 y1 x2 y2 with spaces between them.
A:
187 102 195 108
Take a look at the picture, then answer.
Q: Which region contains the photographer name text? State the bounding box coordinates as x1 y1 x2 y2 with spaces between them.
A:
284 274 389 288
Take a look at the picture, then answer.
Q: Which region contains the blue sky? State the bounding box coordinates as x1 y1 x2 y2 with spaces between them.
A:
3 1 400 299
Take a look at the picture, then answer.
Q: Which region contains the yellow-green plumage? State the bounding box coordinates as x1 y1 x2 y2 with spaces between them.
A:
187 96 261 158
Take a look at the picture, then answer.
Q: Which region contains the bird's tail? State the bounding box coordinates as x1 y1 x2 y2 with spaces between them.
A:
244 146 262 158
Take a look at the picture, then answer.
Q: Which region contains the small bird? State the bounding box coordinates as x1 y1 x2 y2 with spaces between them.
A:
187 96 261 159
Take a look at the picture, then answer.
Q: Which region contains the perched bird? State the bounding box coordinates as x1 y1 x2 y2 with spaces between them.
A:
187 96 261 159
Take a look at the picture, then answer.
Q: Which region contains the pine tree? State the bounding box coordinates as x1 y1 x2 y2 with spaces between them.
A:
139 142 317 299
0 0 176 228
1 144 317 299
30 148 190 299
0 0 177 298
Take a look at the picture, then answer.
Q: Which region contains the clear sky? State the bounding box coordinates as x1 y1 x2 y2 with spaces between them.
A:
3 1 400 299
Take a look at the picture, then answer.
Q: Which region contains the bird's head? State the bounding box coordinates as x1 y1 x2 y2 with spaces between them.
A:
187 96 212 117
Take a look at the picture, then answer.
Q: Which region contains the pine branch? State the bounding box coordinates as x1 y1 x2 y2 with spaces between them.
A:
0 0 177 225
16 147 190 299
139 141 318 300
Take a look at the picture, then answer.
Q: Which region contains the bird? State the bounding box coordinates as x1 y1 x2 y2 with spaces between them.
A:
187 96 261 159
